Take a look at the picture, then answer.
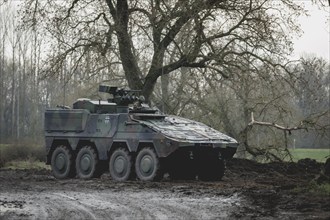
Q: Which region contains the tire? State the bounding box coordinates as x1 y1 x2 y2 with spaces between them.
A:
109 148 134 181
198 157 225 181
169 165 196 180
51 145 75 179
135 147 162 181
168 152 196 180
76 146 98 179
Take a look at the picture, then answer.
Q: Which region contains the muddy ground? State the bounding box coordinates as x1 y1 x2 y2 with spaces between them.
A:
0 158 329 219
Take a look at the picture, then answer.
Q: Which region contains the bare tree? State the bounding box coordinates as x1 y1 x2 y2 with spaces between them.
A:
22 0 305 101
154 53 329 162
0 3 8 142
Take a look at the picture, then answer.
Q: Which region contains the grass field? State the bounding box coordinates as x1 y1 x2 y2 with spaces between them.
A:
289 148 330 163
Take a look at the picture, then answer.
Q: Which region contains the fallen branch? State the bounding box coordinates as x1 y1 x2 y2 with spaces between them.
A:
248 112 306 133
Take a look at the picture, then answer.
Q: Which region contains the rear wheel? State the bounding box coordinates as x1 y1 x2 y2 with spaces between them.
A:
51 145 75 179
109 148 134 181
76 146 98 179
135 147 162 181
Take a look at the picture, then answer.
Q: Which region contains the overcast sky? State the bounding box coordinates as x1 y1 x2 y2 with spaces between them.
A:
292 1 330 60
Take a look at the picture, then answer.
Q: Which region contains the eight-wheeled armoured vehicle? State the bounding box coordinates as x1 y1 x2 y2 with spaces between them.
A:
44 85 238 181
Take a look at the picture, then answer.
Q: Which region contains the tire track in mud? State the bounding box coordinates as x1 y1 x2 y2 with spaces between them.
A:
1 159 329 220
0 187 241 219
47 193 99 219
1 192 99 219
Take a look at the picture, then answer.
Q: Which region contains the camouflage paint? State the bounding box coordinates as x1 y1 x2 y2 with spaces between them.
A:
44 87 238 165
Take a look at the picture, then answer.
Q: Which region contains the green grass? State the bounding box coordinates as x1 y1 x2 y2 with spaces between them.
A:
0 143 46 168
293 181 330 196
0 142 48 169
289 148 330 163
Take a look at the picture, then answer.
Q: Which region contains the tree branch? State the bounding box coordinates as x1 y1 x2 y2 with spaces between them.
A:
248 112 307 133
63 0 80 20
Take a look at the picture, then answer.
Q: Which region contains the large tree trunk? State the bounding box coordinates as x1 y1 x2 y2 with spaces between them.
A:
11 42 16 139
107 0 143 91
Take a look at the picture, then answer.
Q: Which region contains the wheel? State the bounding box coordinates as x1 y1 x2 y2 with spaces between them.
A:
168 151 197 180
135 147 162 181
51 145 75 179
76 146 98 179
198 157 225 181
169 165 196 180
109 148 134 181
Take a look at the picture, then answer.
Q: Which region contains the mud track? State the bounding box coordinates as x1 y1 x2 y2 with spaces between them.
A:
1 158 329 219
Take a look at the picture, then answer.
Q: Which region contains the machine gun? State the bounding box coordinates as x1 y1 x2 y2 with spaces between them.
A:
99 85 145 106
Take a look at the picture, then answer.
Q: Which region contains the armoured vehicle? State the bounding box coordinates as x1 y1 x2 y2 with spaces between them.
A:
44 85 238 181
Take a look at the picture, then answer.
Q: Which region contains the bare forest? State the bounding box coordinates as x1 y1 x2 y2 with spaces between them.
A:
0 0 329 160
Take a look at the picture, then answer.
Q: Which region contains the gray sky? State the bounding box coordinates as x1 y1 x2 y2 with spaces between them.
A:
292 1 330 60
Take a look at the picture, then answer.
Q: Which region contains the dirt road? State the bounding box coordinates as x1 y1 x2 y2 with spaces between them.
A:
1 158 329 219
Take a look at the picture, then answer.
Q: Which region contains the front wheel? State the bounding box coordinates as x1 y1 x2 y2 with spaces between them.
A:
51 145 75 179
76 146 98 179
168 151 197 180
198 157 225 181
109 148 134 181
135 147 162 181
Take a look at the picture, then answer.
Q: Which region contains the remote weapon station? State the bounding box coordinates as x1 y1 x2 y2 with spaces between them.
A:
44 85 238 181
